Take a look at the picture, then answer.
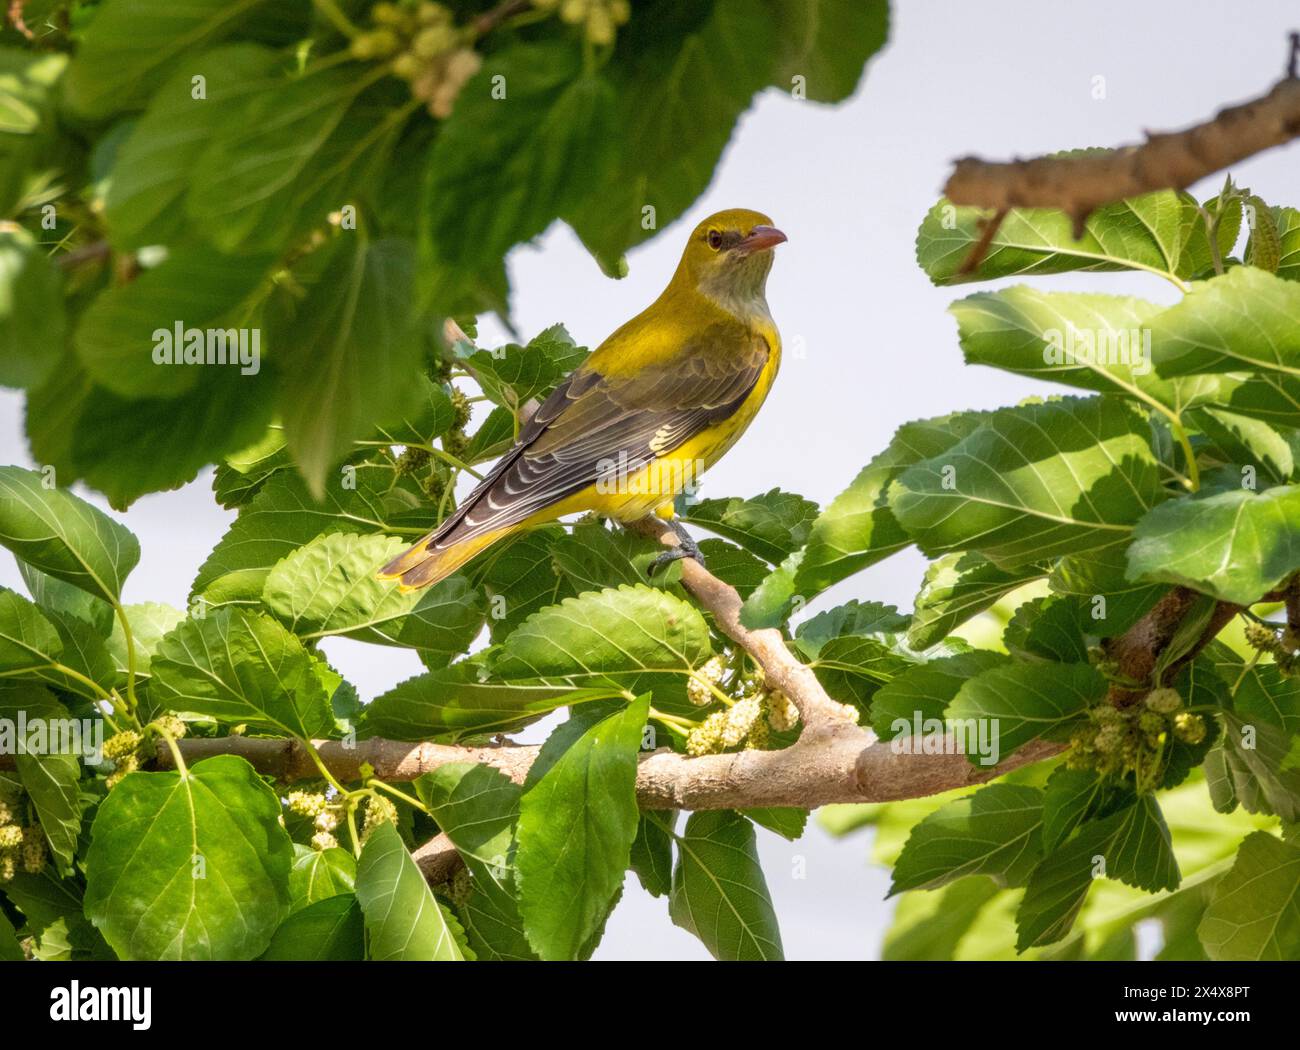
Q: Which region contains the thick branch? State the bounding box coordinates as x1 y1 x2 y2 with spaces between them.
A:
945 34 1300 240
145 726 1056 810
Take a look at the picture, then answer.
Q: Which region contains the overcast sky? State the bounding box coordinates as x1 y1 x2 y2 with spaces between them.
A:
3 0 1298 960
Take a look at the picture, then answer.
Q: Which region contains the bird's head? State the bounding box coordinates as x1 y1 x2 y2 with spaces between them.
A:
673 208 786 310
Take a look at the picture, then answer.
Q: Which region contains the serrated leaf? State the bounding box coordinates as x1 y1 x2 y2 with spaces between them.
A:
490 584 712 681
362 663 606 741
354 822 469 961
268 237 423 498
148 608 334 738
0 466 139 602
681 489 818 564
415 762 536 961
916 190 1187 285
1015 795 1179 951
262 532 483 661
288 845 355 914
870 650 1008 740
890 397 1163 568
84 755 293 960
1198 831 1300 960
1126 484 1300 605
793 410 993 597
516 696 648 960
946 661 1103 764
669 810 783 961
908 552 1045 650
891 784 1044 894
629 810 676 898
262 893 364 961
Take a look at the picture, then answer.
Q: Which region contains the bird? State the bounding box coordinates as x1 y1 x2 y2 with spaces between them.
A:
379 207 786 591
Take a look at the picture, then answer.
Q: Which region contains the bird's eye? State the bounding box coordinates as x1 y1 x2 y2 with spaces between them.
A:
706 229 723 250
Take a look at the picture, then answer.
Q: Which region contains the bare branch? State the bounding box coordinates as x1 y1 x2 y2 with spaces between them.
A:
944 34 1300 240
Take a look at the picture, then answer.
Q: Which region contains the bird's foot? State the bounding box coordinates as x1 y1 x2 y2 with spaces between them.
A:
650 519 706 574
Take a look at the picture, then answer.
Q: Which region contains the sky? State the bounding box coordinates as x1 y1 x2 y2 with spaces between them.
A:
3 0 1299 960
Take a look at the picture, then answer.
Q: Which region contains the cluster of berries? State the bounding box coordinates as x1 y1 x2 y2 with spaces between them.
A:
0 789 45 881
1066 687 1206 791
1244 620 1300 675
684 656 801 756
350 2 482 119
286 790 345 851
533 0 631 45
361 794 399 843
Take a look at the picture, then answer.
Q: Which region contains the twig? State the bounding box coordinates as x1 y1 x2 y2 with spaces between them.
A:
945 34 1300 243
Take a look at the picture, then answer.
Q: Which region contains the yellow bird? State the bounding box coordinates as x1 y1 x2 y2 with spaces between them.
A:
380 208 786 590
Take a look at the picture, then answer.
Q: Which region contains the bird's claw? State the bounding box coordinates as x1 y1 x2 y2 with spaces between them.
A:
649 520 706 574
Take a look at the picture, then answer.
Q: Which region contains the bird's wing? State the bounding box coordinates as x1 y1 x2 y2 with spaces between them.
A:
425 329 770 549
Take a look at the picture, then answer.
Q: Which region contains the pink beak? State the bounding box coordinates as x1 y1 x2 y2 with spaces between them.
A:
739 225 788 253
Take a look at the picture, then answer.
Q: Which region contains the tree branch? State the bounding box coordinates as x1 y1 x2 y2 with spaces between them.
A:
945 32 1300 264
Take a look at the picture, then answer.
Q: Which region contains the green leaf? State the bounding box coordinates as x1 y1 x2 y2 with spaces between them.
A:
186 66 382 253
0 50 67 216
681 489 818 564
516 695 649 960
946 661 1104 763
882 876 1001 961
83 755 293 960
771 0 888 102
629 810 676 898
870 650 1008 740
490 584 712 682
0 908 22 961
0 586 61 675
191 465 415 604
415 762 536 961
0 226 63 390
478 526 578 642
2 869 113 960
353 822 469 961
1199 831 1300 960
424 41 614 280
75 247 275 400
262 893 364 961
916 190 1188 285
27 347 278 510
669 810 783 961
0 684 83 872
1048 540 1164 637
1152 266 1300 379
18 563 115 637
63 0 301 118
563 0 778 269
1262 205 1300 281
103 44 283 249
0 467 139 602
550 519 682 592
890 397 1163 568
105 602 185 681
262 532 484 661
907 552 1045 650
891 784 1044 894
1215 712 1300 823
148 608 334 738
1126 484 1300 605
268 237 423 498
1041 766 1114 851
1188 405 1295 485
288 845 355 914
1015 795 1179 951
949 285 1225 413
793 410 992 597
743 807 808 841
469 324 587 410
363 663 605 741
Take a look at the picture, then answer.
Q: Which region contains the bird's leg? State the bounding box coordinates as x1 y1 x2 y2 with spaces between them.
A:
650 518 706 574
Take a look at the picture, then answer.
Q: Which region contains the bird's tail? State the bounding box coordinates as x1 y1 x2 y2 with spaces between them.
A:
378 524 513 591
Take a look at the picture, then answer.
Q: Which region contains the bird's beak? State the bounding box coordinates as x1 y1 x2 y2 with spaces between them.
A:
738 225 788 254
